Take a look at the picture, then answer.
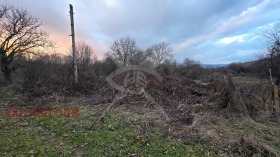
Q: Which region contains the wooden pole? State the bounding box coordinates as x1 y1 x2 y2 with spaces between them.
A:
269 69 273 84
269 69 279 117
69 4 78 84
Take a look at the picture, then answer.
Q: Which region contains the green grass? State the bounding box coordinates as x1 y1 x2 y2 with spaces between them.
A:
0 105 216 157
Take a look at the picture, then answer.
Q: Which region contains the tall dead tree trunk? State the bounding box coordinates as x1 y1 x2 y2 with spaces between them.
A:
69 4 78 84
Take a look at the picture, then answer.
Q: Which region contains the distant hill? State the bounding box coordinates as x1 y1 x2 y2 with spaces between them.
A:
201 64 228 68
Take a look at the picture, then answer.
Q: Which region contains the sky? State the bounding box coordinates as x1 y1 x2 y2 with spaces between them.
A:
2 0 280 64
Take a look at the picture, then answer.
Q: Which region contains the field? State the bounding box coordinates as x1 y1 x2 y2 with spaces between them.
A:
1 75 279 157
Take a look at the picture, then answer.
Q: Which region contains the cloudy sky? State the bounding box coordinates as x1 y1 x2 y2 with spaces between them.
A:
3 0 280 64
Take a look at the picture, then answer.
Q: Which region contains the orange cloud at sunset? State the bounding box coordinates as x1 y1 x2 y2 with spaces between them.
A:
46 26 105 60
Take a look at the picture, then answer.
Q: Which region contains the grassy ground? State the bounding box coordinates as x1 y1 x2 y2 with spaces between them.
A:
0 91 215 157
1 81 280 157
212 118 280 156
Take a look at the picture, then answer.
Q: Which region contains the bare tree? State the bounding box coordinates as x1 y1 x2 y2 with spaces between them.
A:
150 42 173 67
106 36 137 66
183 58 200 67
130 48 150 65
182 57 202 79
0 5 52 81
75 42 96 66
0 5 8 19
106 36 150 66
261 22 280 82
260 23 280 116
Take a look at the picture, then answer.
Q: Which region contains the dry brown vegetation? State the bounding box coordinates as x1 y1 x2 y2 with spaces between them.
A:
1 55 280 156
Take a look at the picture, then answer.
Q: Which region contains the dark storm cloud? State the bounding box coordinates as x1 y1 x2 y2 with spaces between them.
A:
79 0 253 45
